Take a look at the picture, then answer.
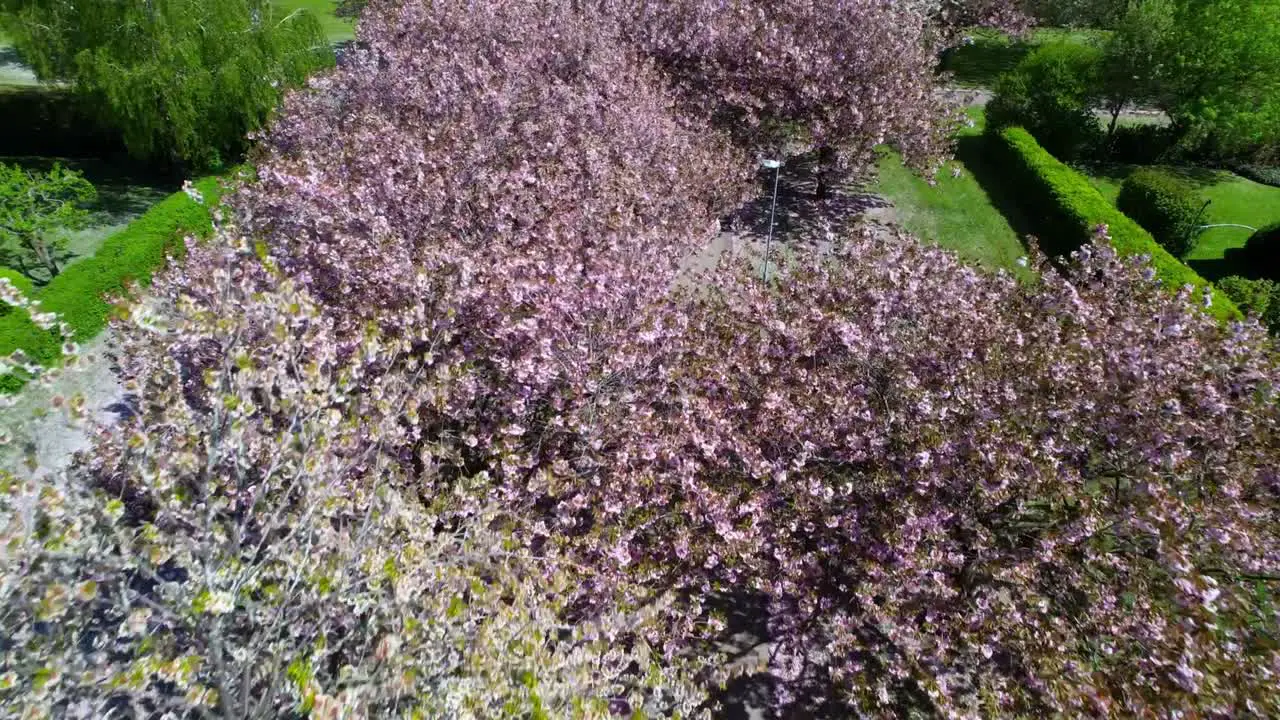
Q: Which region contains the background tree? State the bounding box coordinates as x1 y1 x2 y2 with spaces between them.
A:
1098 0 1174 142
1160 0 1280 161
1098 0 1280 162
604 0 956 199
0 162 96 284
987 42 1105 160
0 0 334 171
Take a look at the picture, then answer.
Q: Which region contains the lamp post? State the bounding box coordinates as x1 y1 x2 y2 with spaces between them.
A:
761 158 782 282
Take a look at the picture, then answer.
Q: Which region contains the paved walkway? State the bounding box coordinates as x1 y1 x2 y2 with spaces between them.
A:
679 152 896 283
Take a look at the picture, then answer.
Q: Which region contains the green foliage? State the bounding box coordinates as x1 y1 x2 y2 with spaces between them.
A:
0 174 228 393
0 162 97 283
1102 123 1176 164
987 42 1104 161
992 126 1238 319
1117 167 1201 257
1023 0 1127 28
1170 0 1280 162
1216 275 1280 331
0 0 334 171
1233 163 1280 188
1097 0 1173 143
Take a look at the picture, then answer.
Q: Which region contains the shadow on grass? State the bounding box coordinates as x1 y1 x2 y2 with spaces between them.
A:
725 151 889 249
939 36 1031 86
1086 162 1225 190
953 133 1039 251
1189 248 1255 282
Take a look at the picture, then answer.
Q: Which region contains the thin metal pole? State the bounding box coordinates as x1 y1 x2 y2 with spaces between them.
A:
763 164 780 282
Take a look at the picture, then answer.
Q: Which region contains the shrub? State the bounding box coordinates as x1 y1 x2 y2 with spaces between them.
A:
987 42 1104 162
1233 163 1280 188
1216 275 1280 332
992 126 1237 319
1103 123 1176 164
0 173 231 393
1117 168 1201 257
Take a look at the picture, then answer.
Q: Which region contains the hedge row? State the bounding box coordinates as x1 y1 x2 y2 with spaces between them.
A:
991 126 1238 321
0 173 231 392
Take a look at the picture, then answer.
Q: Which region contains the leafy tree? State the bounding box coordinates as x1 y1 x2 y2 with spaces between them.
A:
1163 0 1280 161
0 162 96 284
1100 0 1280 162
987 42 1105 160
0 0 334 171
1098 0 1174 141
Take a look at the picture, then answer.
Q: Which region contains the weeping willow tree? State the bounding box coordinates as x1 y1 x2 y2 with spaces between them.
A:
0 0 333 171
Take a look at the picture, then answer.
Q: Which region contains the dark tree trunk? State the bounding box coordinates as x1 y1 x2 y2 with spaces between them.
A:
814 144 835 200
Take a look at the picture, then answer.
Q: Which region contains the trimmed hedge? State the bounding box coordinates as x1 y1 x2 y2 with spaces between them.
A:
1117 168 1200 258
991 126 1238 321
0 173 231 392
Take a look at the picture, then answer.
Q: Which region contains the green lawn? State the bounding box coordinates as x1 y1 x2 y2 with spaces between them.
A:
870 107 1033 278
940 27 1110 87
1085 164 1280 277
273 0 354 42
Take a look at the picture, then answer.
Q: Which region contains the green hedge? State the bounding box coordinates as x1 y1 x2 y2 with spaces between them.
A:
1117 168 1200 258
991 126 1238 321
0 172 232 392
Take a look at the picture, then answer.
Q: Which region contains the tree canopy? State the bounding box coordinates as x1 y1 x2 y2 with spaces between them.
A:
1101 0 1280 161
2 1 1278 717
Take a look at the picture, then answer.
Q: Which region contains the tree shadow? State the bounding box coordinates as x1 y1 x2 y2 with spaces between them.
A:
1157 165 1224 188
953 133 1040 251
938 35 1031 87
725 151 889 251
1190 246 1257 282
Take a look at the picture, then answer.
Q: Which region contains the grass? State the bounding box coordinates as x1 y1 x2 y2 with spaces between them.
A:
273 0 355 42
870 107 1033 278
940 27 1110 87
1085 163 1280 278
